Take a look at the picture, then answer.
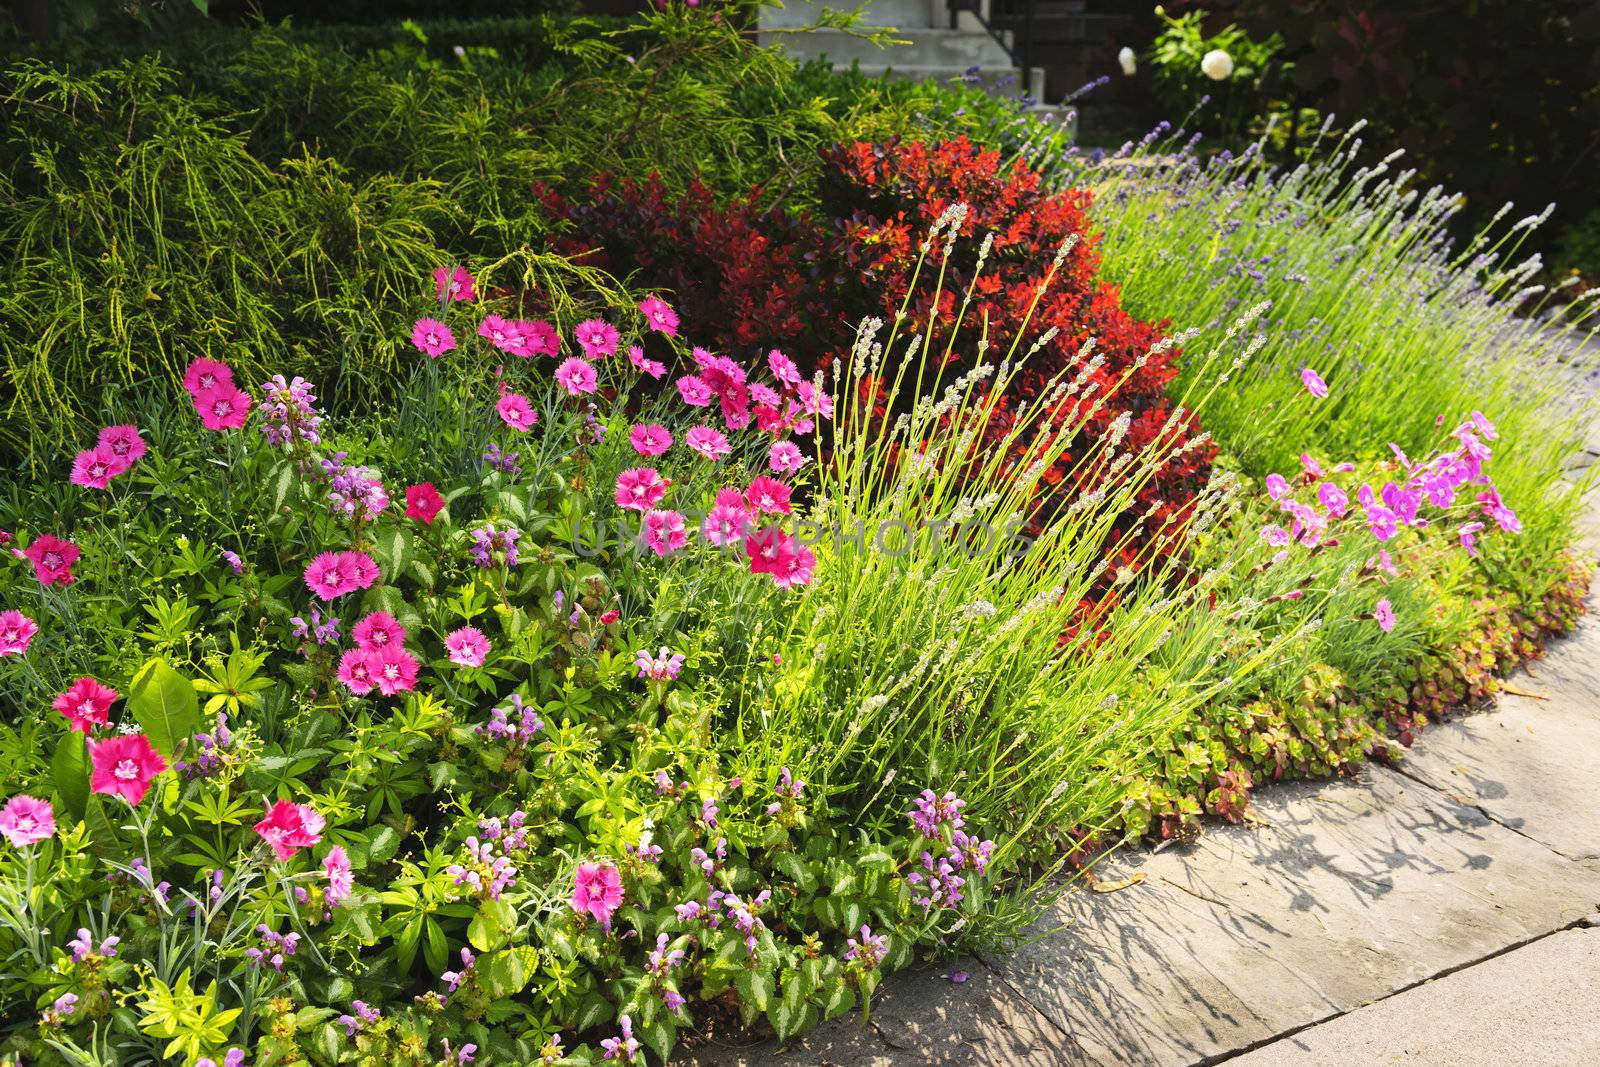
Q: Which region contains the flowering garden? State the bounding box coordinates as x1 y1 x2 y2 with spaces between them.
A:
0 7 1597 1067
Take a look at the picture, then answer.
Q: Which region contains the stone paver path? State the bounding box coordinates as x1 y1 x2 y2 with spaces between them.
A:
680 494 1600 1065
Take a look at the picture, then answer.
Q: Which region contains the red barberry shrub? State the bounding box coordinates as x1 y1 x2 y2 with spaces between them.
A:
537 137 1214 557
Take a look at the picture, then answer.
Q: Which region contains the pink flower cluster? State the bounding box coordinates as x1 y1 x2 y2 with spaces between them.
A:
185 358 252 431
337 611 421 697
254 799 324 862
70 424 146 490
304 550 381 601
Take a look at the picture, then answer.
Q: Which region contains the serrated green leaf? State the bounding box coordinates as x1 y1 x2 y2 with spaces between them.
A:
366 825 401 864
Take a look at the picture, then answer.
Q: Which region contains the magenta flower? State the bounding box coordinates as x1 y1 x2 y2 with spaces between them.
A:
1299 453 1323 479
496 392 538 432
323 846 353 907
183 358 234 397
304 553 351 600
195 383 253 430
405 483 446 524
411 318 457 358
629 424 673 457
599 1014 639 1063
1317 482 1348 518
1301 367 1328 399
767 440 807 476
89 734 167 807
23 535 80 586
554 357 597 395
571 860 624 928
341 551 380 590
52 677 117 734
1264 473 1289 500
70 445 129 489
615 467 669 512
0 795 55 848
745 476 792 516
575 318 620 359
628 345 666 379
745 526 816 588
1458 520 1486 556
1374 598 1396 633
1477 488 1522 533
254 799 325 862
676 375 713 407
445 626 491 667
639 295 679 337
1259 525 1291 548
768 348 803 389
93 422 145 470
372 647 419 696
352 611 406 652
702 500 752 546
478 314 514 350
0 611 38 657
643 509 689 557
685 426 730 460
522 320 561 358
337 648 378 696
434 266 476 303
1366 504 1399 542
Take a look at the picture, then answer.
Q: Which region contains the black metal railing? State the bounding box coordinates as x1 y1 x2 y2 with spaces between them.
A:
947 0 1034 85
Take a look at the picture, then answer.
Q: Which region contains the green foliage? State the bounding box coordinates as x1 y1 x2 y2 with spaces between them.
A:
1146 5 1285 139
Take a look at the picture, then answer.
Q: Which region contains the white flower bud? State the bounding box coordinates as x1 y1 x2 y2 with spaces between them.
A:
1201 49 1234 80
1118 47 1137 76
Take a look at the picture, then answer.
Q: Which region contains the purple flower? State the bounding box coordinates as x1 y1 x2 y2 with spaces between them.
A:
909 789 966 837
1301 367 1328 399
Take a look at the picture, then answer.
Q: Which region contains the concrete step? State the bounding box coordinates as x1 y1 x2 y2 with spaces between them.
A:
759 25 1014 70
759 0 1000 33
826 61 1046 102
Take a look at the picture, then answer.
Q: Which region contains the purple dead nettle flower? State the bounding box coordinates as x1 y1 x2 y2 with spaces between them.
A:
654 769 690 798
645 932 686 978
843 925 888 970
477 810 530 851
906 851 966 911
950 829 995 875
338 1000 381 1038
42 992 78 1027
245 925 299 971
698 796 719 830
321 454 389 524
440 1039 477 1066
910 789 966 838
600 1014 640 1063
469 523 521 568
723 890 773 955
476 694 544 748
290 608 341 650
765 765 804 816
258 374 324 449
440 947 476 996
624 821 663 865
176 712 233 778
635 646 685 681
68 928 120 962
482 442 523 478
447 836 518 901
688 837 727 877
221 550 245 575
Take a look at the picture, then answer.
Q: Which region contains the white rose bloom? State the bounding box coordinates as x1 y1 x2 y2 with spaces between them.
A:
1118 46 1137 76
1201 48 1234 80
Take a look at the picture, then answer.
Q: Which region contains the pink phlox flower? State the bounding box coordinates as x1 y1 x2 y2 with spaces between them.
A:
445 626 491 667
23 535 80 586
1317 482 1348 518
183 358 234 396
1300 367 1328 399
195 383 253 430
0 611 39 657
629 424 673 457
1458 520 1487 556
676 375 713 407
1299 453 1323 479
1374 598 1396 633
575 318 620 359
744 476 792 515
70 445 129 490
685 426 730 460
352 611 407 652
702 501 752 546
52 677 117 734
372 647 420 696
1477 488 1522 533
767 440 808 476
643 509 688 557
628 345 666 379
571 860 624 929
768 349 802 389
0 795 55 848
639 295 679 337
1259 524 1291 548
554 357 597 395
1264 473 1290 501
496 392 538 432
434 266 476 303
89 733 167 807
411 318 457 358
323 846 354 907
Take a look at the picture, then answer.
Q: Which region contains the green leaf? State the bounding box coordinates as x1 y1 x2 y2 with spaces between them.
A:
821 978 855 1020
269 461 295 515
52 729 90 821
735 968 772 1012
480 946 538 999
366 825 401 864
575 990 613 1032
641 1014 676 1063
128 659 199 758
468 897 518 952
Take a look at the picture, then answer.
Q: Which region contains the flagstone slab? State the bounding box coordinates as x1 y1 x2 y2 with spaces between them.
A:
1228 927 1600 1067
983 766 1600 1065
